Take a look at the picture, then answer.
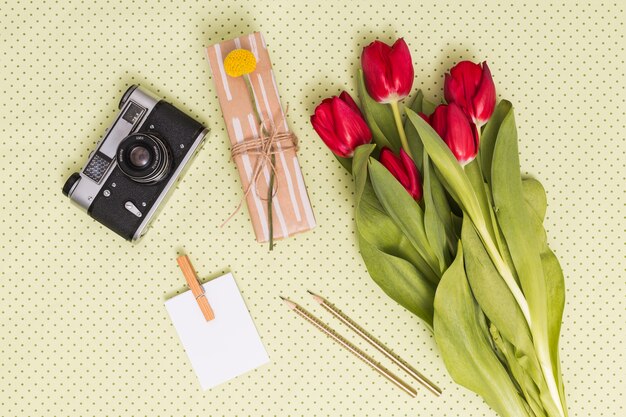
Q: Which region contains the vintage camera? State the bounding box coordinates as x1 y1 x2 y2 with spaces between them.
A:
63 85 209 241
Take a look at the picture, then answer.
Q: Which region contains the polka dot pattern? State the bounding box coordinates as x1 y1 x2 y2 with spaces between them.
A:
0 1 623 416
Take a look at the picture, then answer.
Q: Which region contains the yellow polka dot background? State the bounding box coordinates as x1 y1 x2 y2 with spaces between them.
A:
1 1 624 416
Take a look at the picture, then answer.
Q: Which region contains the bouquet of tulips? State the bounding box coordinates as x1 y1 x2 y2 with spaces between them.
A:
311 39 568 417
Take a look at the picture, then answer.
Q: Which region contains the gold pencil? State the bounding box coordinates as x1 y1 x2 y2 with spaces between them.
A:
307 290 442 397
280 296 417 398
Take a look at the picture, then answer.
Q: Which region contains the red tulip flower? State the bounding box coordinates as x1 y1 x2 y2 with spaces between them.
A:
361 39 414 104
379 147 423 201
311 91 372 158
425 103 479 166
444 61 496 126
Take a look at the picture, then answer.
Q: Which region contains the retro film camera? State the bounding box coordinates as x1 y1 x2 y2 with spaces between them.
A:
63 85 208 241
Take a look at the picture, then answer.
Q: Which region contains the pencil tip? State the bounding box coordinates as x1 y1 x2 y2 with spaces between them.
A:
308 290 324 304
280 296 297 309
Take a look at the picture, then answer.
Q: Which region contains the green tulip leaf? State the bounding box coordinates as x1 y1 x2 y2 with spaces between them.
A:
358 182 439 284
491 108 548 331
465 158 498 243
526 198 549 250
404 90 426 170
405 108 484 230
520 178 567 414
357 70 401 152
434 243 533 417
461 216 533 354
522 178 548 222
521 180 566 412
422 96 437 116
368 158 441 279
354 144 430 268
423 153 452 270
462 215 562 416
480 100 513 184
541 247 567 412
352 144 436 326
358 234 435 327
524 187 567 416
403 90 438 172
483 181 518 280
334 155 353 173
490 325 548 417
353 144 378 201
430 163 458 256
542 248 565 345
408 89 425 114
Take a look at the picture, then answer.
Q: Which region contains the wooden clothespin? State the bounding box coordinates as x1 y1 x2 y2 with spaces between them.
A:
176 255 215 321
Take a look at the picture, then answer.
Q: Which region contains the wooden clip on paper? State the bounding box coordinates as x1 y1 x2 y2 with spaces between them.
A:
176 255 215 321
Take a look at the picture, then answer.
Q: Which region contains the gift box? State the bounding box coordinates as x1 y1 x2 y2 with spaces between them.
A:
206 32 316 243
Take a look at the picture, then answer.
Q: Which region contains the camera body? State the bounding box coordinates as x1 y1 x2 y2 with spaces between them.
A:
63 85 208 241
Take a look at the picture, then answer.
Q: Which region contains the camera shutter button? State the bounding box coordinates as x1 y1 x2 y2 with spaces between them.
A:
124 201 143 218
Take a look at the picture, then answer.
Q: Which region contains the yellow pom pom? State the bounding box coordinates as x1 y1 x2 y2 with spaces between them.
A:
224 49 257 77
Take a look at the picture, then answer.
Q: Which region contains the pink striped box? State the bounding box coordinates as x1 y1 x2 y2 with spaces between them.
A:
206 32 316 243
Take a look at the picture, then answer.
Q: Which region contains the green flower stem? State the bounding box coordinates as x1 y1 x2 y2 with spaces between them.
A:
464 158 498 243
475 218 532 326
535 336 567 417
243 73 276 252
465 131 533 337
474 204 565 417
390 101 412 159
483 180 513 272
464 155 515 275
268 153 276 251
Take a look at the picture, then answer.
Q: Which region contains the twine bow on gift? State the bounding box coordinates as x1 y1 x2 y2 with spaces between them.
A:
229 120 299 186
220 112 299 246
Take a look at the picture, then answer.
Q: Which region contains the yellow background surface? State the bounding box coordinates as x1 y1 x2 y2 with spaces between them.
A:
1 1 624 416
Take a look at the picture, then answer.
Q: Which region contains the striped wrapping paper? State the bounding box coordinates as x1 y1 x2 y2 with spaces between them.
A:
206 32 316 243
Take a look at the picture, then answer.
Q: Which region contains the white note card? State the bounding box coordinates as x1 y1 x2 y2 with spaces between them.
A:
165 273 269 390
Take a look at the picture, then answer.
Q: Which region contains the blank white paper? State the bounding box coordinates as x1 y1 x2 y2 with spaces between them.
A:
165 273 269 390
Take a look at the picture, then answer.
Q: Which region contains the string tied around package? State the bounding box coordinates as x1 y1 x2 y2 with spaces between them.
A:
220 109 298 228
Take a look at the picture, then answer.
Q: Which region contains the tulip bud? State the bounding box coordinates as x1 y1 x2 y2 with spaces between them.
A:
425 103 479 166
379 147 423 200
361 39 414 104
444 61 496 126
310 91 372 158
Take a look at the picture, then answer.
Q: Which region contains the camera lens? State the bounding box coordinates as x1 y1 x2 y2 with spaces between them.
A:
129 146 151 168
116 133 172 184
